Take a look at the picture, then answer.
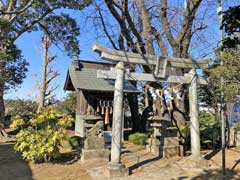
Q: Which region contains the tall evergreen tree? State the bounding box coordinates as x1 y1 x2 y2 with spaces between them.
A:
0 0 92 138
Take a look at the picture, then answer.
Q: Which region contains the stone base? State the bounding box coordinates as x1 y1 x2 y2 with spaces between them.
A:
186 156 209 168
104 163 129 178
147 138 161 146
84 137 105 150
146 144 160 155
81 149 109 161
164 137 179 146
146 138 161 155
146 144 183 158
162 145 183 158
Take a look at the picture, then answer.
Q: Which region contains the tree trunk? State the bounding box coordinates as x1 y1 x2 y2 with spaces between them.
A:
0 60 8 138
138 0 155 55
0 81 5 126
127 94 143 133
37 35 49 113
0 86 8 138
0 61 5 124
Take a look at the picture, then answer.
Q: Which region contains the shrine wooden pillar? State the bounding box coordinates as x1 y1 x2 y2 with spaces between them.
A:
188 68 201 160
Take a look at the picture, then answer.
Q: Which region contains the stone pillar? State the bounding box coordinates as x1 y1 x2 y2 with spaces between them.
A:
122 106 125 142
106 62 129 178
189 69 201 160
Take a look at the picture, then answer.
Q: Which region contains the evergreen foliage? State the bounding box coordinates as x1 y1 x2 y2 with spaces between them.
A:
5 99 38 120
199 112 220 148
55 92 76 118
221 5 240 49
209 51 240 103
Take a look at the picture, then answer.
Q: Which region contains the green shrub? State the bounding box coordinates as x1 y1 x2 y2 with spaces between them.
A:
10 118 25 129
68 136 81 150
14 108 73 163
129 133 147 145
199 112 220 149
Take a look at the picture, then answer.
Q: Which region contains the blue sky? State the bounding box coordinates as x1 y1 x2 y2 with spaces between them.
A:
5 1 240 100
6 8 101 100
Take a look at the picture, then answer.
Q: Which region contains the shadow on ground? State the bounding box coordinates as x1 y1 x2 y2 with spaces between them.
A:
204 149 220 160
189 168 240 180
53 150 80 165
128 155 162 174
0 143 32 180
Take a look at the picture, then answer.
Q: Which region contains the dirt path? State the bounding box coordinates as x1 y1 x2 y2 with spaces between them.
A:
0 143 32 180
0 143 91 180
0 142 240 180
87 143 240 180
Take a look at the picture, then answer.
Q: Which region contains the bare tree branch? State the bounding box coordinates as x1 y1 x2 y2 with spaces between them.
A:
33 73 40 89
96 5 119 50
105 0 136 51
123 0 146 54
176 0 202 44
152 27 168 56
160 0 177 48
6 0 15 13
1 0 33 15
47 55 56 64
45 85 58 97
46 71 59 86
138 0 155 55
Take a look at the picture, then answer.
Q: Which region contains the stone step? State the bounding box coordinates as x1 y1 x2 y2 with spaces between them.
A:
163 137 179 146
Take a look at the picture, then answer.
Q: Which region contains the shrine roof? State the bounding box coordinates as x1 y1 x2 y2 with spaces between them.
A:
64 59 140 93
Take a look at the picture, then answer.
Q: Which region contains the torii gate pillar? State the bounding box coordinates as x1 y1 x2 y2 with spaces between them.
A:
106 62 129 178
189 69 201 160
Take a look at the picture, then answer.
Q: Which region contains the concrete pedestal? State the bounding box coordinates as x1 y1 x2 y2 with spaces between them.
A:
81 149 109 161
81 137 109 161
186 156 209 168
104 163 129 178
84 137 105 150
146 138 161 155
162 145 183 158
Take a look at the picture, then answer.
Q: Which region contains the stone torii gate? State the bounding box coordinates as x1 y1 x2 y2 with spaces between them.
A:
93 44 209 177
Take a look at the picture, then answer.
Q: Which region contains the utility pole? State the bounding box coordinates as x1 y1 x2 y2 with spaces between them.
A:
217 0 225 177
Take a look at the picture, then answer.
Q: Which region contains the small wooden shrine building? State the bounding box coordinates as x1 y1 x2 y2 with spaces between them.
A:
64 59 139 137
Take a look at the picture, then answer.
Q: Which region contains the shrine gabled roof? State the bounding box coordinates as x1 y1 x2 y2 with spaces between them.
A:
64 59 140 93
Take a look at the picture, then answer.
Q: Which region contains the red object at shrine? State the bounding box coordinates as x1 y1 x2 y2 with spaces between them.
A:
105 107 109 124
